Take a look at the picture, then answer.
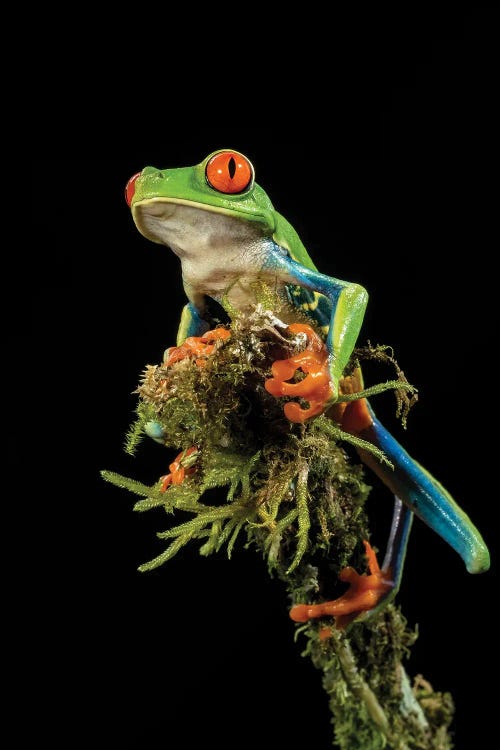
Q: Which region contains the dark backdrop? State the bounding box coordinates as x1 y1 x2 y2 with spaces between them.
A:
25 10 496 749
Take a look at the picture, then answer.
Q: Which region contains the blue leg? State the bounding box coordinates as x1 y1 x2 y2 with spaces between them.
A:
381 498 413 595
355 499 413 622
175 302 210 345
264 246 369 393
353 402 490 575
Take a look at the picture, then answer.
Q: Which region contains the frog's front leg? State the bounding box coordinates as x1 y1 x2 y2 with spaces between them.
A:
145 302 212 444
175 301 211 345
264 246 368 405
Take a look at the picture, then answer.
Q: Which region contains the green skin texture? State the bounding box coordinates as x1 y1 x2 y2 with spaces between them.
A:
129 149 489 594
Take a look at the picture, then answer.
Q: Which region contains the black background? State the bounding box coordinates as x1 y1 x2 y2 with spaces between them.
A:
25 9 497 749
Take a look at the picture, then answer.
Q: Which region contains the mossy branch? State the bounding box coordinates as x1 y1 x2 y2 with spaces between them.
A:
102 306 453 749
317 418 393 469
337 379 416 404
287 460 310 574
332 631 394 742
138 533 193 572
100 470 162 499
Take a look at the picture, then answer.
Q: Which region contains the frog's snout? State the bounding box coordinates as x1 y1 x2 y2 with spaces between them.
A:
125 172 141 207
125 167 166 207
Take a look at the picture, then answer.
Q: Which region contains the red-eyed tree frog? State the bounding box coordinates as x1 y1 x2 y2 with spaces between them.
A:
125 149 490 624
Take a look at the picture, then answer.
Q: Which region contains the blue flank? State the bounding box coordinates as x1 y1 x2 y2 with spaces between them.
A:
262 244 344 355
285 260 343 357
180 302 211 340
286 284 332 330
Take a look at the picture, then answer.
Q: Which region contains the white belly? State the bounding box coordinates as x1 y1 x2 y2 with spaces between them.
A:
134 200 286 312
181 240 277 311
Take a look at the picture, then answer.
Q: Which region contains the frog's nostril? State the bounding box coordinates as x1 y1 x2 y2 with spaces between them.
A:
125 172 141 207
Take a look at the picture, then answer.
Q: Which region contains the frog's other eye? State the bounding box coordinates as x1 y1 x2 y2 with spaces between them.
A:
125 172 141 207
205 151 254 194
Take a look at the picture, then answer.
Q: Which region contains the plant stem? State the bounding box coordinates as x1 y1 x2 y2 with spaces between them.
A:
332 631 396 743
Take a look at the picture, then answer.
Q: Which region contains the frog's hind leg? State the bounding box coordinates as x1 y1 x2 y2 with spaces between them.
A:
290 379 489 628
338 392 413 611
380 497 413 601
289 495 412 628
341 393 490 575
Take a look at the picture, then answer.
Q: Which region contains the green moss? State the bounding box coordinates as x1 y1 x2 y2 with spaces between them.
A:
102 307 453 749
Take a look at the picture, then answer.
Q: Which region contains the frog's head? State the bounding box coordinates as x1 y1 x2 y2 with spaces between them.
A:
126 150 277 256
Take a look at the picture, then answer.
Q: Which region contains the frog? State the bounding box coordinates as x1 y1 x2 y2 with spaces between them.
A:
125 149 490 626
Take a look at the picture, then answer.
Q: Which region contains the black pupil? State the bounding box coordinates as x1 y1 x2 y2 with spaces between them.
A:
228 157 236 179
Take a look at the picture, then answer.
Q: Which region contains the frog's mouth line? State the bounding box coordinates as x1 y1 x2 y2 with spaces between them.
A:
132 197 273 246
132 196 271 221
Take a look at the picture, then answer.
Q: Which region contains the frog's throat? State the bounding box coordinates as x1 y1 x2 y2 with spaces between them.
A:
132 197 274 246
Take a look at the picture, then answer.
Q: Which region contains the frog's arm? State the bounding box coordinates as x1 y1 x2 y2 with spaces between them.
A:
176 301 211 344
264 240 368 399
144 302 210 445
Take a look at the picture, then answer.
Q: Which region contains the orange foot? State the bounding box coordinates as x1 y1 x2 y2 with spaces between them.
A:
289 541 394 630
160 446 199 492
165 327 230 368
264 323 332 422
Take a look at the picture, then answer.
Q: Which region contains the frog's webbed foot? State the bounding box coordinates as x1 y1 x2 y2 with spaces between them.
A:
289 541 394 630
159 446 199 492
264 323 334 422
164 327 230 368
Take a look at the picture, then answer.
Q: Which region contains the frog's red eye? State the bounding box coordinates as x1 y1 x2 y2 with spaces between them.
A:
125 172 141 207
205 151 253 194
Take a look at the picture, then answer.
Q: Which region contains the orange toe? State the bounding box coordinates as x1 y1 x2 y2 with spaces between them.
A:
165 328 230 367
289 541 394 629
265 323 333 423
159 446 199 493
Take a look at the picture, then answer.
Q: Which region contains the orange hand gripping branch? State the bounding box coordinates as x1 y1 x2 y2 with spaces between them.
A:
264 323 332 422
165 327 231 368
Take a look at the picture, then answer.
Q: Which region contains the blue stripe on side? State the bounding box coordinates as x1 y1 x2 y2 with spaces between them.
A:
263 243 344 349
364 404 490 574
286 285 332 330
